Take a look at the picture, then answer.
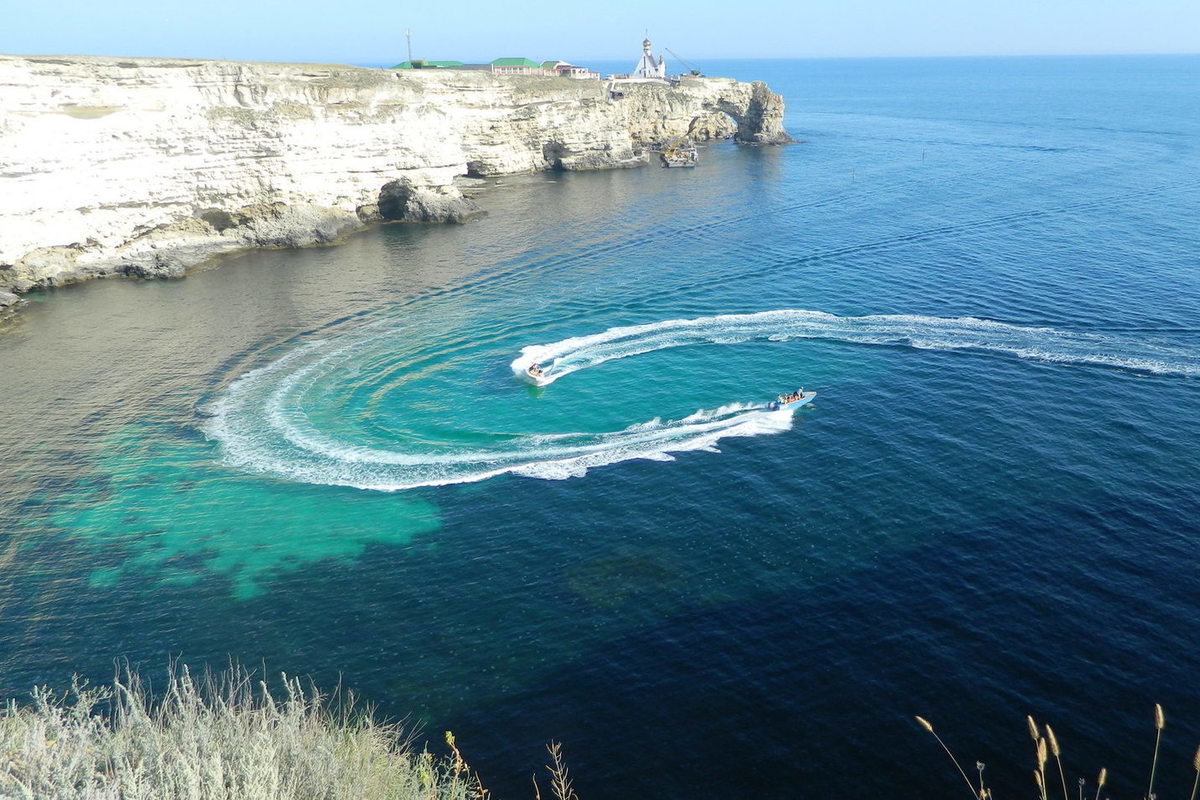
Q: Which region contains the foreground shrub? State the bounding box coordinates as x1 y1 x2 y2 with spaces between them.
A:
0 665 485 800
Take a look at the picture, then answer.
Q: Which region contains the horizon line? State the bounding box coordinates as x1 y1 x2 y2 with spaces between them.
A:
5 50 1199 66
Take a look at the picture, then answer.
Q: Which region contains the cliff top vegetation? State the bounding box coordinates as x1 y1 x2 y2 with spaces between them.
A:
0 664 577 800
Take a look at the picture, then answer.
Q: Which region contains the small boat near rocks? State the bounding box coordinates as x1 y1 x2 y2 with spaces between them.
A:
659 138 698 167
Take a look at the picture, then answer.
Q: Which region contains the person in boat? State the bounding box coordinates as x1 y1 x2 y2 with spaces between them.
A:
528 363 544 377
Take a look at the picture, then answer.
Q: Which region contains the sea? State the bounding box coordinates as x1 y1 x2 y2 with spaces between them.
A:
2 55 1199 799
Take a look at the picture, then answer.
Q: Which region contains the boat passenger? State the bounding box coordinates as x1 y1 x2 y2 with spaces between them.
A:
528 363 543 377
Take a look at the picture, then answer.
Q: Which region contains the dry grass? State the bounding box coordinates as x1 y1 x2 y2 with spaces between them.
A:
0 664 487 800
917 704 1195 800
532 742 578 800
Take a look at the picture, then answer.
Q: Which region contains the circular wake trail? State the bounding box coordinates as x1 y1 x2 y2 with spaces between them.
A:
210 310 1199 491
207 332 796 490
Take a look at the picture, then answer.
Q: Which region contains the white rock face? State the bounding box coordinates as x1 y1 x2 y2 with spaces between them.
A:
0 55 789 294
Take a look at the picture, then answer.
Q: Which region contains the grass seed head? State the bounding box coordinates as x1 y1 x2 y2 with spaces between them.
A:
1046 725 1061 757
1155 704 1165 730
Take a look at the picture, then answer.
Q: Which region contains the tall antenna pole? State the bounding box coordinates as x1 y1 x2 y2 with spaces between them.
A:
405 29 412 62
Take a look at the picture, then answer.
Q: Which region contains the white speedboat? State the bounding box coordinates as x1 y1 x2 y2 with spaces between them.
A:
522 364 551 386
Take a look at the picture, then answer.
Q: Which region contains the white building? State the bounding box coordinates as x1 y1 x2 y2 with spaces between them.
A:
632 38 667 80
541 61 601 80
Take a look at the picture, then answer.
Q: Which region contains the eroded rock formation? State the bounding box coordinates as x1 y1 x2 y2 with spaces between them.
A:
0 55 790 295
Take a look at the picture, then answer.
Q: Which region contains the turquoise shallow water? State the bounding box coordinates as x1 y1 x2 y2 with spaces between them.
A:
2 55 1200 798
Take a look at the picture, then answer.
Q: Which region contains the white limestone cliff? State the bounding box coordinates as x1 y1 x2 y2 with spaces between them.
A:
0 55 790 300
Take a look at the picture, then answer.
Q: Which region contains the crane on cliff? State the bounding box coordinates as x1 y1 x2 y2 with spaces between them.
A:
664 48 703 77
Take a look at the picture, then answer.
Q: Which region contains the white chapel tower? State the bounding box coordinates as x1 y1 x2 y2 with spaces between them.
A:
632 37 667 80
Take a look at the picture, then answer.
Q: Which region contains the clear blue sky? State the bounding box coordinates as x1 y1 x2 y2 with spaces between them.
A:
6 0 1198 64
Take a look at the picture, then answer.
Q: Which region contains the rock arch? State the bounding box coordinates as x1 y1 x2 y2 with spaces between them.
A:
711 81 792 145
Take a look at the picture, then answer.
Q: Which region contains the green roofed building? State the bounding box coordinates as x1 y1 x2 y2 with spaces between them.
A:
390 60 464 70
490 57 540 74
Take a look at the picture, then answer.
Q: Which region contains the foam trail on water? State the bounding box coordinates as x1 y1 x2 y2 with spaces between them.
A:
210 309 1199 491
511 309 1200 380
208 336 794 490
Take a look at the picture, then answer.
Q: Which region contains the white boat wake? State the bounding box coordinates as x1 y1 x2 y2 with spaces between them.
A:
510 309 1200 384
208 309 1199 491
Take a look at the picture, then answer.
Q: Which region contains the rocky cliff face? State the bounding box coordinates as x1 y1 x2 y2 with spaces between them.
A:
0 55 789 298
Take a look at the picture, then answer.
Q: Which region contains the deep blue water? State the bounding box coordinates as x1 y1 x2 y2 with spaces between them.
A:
2 55 1200 798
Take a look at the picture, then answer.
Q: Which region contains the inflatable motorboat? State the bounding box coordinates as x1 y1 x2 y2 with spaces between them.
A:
766 391 817 411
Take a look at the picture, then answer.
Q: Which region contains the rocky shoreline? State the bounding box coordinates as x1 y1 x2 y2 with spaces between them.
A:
0 55 790 305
